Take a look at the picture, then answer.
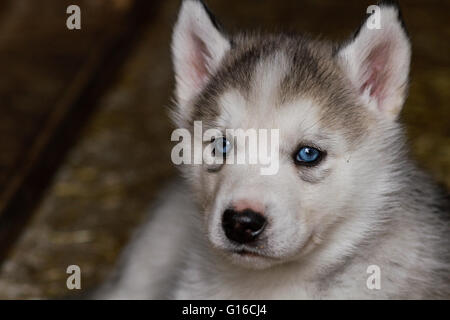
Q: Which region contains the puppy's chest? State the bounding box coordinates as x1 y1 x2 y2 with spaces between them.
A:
171 263 346 299
170 254 384 299
172 273 317 299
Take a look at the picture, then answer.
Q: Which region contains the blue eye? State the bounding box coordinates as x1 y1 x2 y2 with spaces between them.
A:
214 137 232 156
295 146 322 164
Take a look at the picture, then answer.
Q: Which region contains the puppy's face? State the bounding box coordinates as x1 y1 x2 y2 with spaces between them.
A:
171 1 410 269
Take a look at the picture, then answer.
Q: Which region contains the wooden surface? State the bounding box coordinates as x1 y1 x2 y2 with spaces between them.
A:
0 0 161 269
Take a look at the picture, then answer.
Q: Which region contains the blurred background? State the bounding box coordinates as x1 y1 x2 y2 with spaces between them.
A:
0 0 448 299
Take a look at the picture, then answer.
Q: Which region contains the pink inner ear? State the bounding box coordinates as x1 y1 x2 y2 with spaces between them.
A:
360 43 392 107
187 33 212 89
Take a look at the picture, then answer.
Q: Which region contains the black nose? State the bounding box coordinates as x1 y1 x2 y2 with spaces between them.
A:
222 209 267 244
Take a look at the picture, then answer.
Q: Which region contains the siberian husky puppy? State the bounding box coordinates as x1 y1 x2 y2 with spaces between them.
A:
95 0 449 299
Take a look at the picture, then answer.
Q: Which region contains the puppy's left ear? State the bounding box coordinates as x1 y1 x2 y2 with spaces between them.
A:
172 0 230 106
337 3 411 120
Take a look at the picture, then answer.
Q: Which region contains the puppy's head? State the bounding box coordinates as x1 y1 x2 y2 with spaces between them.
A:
170 0 410 269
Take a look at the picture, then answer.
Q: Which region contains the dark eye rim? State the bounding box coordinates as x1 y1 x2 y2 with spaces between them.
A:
292 145 326 167
210 136 231 158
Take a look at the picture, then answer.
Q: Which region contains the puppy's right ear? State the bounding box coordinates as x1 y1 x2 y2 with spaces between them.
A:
337 3 411 120
172 0 230 106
